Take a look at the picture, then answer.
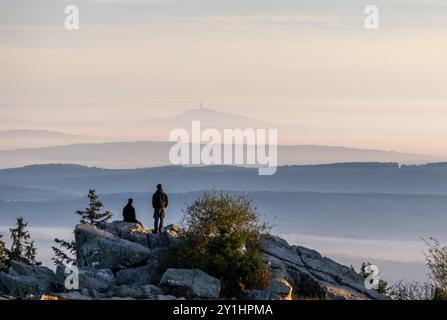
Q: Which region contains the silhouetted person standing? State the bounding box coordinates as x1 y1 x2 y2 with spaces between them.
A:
152 184 168 233
123 198 143 227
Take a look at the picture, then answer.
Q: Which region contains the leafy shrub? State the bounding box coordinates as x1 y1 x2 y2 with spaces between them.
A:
169 192 270 297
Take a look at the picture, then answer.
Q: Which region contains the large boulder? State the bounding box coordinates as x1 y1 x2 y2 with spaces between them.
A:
159 268 220 299
101 221 183 251
0 261 56 297
103 221 150 247
245 278 293 300
55 265 114 293
41 292 93 300
146 224 183 250
108 284 163 299
260 234 387 300
115 265 158 286
8 261 56 283
75 224 151 270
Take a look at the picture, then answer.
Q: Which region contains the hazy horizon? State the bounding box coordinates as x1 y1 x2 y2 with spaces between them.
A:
1 0 447 156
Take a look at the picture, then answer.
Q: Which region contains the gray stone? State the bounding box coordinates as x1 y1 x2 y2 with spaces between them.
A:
260 234 387 300
159 268 221 299
0 272 50 297
110 285 145 299
103 221 150 247
108 284 162 299
46 292 93 300
115 265 157 286
55 265 114 293
245 278 293 300
151 294 178 300
104 297 136 300
9 261 55 283
140 284 163 296
146 227 183 250
0 261 56 297
75 224 151 269
261 235 305 267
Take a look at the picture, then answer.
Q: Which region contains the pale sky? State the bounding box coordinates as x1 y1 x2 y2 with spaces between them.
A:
1 0 447 155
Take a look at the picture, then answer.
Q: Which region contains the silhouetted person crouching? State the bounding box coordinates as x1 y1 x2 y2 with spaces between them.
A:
123 198 143 227
152 184 168 233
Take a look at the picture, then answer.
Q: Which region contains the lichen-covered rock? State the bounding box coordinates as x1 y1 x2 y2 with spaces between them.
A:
159 268 221 299
115 265 158 286
260 234 387 300
146 224 183 250
55 265 114 293
245 278 293 300
151 294 178 300
8 261 55 282
108 284 163 299
75 224 151 269
103 221 150 247
0 261 56 297
41 292 93 300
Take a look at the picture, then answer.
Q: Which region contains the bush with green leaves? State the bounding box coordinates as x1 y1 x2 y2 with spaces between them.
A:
52 189 113 265
169 192 270 298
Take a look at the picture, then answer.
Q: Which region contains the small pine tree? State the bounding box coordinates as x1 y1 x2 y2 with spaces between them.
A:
76 189 113 226
8 217 41 266
169 192 270 297
51 238 77 266
0 234 9 271
52 189 112 265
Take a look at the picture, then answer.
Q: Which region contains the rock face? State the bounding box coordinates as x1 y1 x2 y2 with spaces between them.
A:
245 278 293 300
103 221 150 247
0 221 387 300
0 261 56 297
257 234 386 300
55 265 114 293
159 269 221 299
115 265 158 286
75 224 151 269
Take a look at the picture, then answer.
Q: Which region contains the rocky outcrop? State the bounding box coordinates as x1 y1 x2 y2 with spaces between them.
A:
0 261 57 297
245 278 293 300
103 221 150 247
0 221 387 300
75 224 151 269
55 265 114 293
159 269 221 299
257 234 386 300
115 265 158 286
108 284 163 299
